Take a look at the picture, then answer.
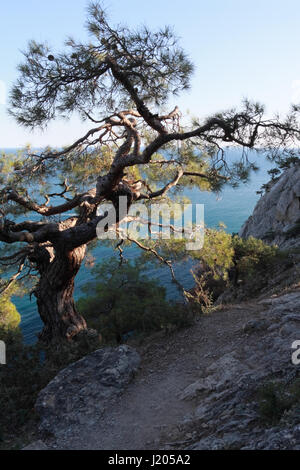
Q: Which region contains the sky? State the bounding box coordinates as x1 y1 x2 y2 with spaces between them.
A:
1 0 300 148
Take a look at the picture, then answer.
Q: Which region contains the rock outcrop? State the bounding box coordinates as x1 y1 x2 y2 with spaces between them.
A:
239 164 300 248
35 345 140 439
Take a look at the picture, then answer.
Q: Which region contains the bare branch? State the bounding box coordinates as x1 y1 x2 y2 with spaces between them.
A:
0 258 26 296
137 168 184 200
124 234 188 299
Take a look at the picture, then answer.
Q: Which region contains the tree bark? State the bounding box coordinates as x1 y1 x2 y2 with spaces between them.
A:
34 245 87 342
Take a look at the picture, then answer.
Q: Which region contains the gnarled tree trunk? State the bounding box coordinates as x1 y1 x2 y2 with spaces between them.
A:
27 184 134 343
34 244 87 342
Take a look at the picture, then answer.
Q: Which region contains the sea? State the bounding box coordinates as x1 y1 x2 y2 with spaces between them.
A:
1 148 274 343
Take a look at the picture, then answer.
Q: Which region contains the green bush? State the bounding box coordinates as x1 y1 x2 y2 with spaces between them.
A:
232 235 279 278
77 258 191 343
189 230 286 306
191 229 279 285
258 378 300 425
0 292 21 330
0 327 43 440
194 227 235 280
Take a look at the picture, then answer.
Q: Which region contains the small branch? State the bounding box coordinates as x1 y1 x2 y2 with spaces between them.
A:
115 239 125 266
124 234 188 300
183 171 229 181
137 169 183 200
0 258 26 296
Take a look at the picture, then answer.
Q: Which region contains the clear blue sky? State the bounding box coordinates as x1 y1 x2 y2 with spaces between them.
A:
1 0 300 148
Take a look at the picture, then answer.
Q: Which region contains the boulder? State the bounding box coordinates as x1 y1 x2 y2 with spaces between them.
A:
35 345 140 438
23 440 48 450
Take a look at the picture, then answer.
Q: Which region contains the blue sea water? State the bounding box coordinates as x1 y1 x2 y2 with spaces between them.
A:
2 148 274 343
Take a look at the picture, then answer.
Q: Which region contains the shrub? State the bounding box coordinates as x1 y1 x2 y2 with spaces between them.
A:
194 227 235 280
0 292 21 330
77 258 191 343
258 378 300 425
232 235 279 278
189 230 287 306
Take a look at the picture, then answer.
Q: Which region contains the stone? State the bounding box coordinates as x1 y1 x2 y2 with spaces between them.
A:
35 345 140 437
179 376 217 400
23 440 48 450
243 319 270 334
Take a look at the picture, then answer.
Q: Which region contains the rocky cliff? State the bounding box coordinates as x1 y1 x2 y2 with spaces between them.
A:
239 164 300 249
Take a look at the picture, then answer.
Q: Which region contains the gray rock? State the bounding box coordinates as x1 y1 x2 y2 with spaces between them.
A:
23 440 48 450
35 345 140 437
179 353 249 400
239 164 300 249
243 319 270 333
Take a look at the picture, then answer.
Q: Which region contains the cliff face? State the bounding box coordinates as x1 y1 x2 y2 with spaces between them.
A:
239 165 300 249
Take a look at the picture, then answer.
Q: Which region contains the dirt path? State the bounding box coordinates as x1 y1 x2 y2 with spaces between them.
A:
46 300 268 450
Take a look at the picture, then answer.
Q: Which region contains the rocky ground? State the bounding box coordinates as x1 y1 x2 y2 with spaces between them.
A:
24 286 300 450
